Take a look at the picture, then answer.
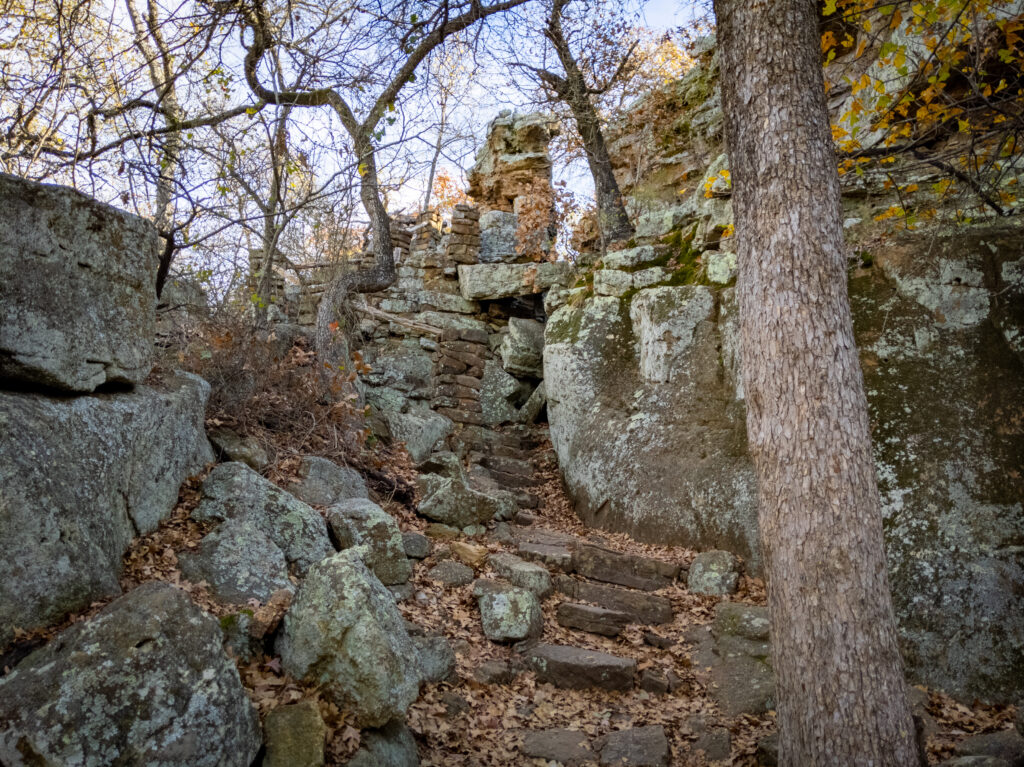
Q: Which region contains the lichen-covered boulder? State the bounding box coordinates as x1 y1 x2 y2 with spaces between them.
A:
544 290 760 570
0 582 261 767
327 498 412 585
687 550 740 596
277 550 421 727
207 426 269 471
193 462 334 576
289 455 369 505
474 580 543 643
417 473 517 528
480 359 520 426
179 518 293 603
0 372 212 646
0 173 160 391
381 408 454 463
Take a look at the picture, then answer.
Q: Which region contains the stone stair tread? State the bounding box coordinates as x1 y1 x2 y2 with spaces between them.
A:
513 526 579 547
517 542 574 571
481 467 542 488
573 543 680 592
526 643 636 691
554 575 674 625
480 454 534 477
556 602 631 637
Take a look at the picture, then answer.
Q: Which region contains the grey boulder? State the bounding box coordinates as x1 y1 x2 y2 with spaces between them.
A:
347 719 419 767
179 518 293 603
688 550 741 596
0 173 159 391
0 582 261 767
474 580 543 643
0 372 212 646
193 462 334 576
418 473 516 528
277 549 421 727
289 455 369 505
327 498 412 585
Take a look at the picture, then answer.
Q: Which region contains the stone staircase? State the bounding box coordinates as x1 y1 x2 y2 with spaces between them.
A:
453 514 738 766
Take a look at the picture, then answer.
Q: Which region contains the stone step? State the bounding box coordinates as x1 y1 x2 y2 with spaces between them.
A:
555 602 631 637
526 643 636 691
517 542 574 572
573 543 680 592
480 467 541 489
514 526 579 547
479 454 534 478
554 575 674 625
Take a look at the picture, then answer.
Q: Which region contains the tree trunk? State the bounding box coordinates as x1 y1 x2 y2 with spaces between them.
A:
314 131 396 376
544 0 633 245
713 1 920 764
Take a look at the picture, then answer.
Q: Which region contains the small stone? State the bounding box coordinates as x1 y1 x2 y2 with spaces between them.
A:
473 659 515 685
264 700 326 767
639 669 670 695
413 635 457 683
288 456 368 505
402 531 432 559
462 523 487 537
388 582 415 602
477 583 543 643
713 602 770 641
208 426 269 471
347 719 419 767
597 726 669 767
428 560 475 586
424 523 462 540
450 541 489 568
327 499 411 585
692 726 732 762
522 729 593 766
687 550 741 596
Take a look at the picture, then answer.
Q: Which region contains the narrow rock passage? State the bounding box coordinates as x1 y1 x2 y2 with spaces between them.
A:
396 427 777 766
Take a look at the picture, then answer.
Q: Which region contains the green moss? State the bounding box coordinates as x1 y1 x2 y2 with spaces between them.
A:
545 305 586 345
219 614 238 631
656 224 710 286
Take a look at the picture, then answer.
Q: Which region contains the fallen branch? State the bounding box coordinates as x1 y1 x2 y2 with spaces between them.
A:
352 303 444 336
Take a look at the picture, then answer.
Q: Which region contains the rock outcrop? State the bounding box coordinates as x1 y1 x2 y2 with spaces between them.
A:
0 173 160 391
0 582 261 766
0 372 212 645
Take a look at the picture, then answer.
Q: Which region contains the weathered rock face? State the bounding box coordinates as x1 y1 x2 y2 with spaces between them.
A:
547 224 1024 702
0 582 261 767
850 227 1024 703
544 289 760 570
277 549 421 727
289 455 369 505
0 173 160 391
0 372 212 645
467 111 559 214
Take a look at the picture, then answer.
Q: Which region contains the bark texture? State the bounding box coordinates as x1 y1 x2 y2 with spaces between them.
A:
538 0 634 245
713 1 920 764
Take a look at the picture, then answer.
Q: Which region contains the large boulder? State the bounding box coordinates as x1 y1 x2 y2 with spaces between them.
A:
277 549 421 727
0 173 160 391
193 462 334 576
544 289 760 570
0 372 212 646
327 498 412 585
0 582 261 766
